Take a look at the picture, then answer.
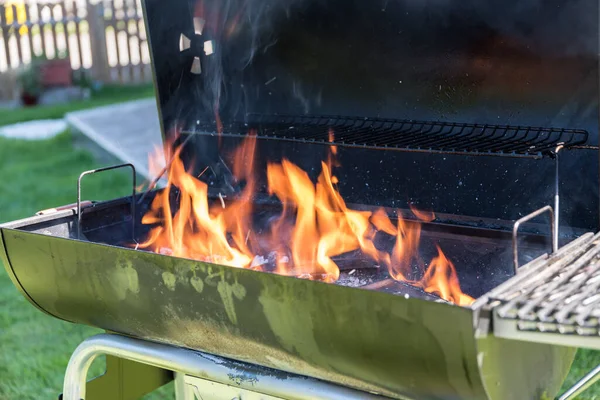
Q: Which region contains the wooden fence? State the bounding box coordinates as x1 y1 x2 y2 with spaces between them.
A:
0 0 152 99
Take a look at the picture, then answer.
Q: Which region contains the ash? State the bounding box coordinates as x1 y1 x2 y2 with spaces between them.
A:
249 251 287 270
335 270 374 287
336 274 371 288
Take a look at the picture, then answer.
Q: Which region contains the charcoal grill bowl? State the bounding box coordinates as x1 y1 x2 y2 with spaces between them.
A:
0 204 575 400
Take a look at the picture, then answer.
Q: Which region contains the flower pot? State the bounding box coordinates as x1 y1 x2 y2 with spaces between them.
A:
21 92 39 106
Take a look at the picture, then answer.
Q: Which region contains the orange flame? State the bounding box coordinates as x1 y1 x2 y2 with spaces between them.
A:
410 204 436 222
326 128 340 174
421 247 474 306
137 135 474 306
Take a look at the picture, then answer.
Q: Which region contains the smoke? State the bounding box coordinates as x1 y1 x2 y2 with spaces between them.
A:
192 0 307 120
292 81 311 114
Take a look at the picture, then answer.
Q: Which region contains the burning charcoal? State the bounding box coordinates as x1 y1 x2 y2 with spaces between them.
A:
297 273 336 282
336 265 387 288
337 274 374 288
250 251 282 270
250 255 269 269
268 251 279 263
334 250 382 271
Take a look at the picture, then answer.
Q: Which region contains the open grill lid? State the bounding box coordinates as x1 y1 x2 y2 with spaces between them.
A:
143 0 600 231
144 0 599 137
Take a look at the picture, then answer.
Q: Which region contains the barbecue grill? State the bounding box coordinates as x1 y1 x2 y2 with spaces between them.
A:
2 0 600 399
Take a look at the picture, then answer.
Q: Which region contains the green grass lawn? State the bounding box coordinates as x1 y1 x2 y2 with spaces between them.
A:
0 129 599 398
0 84 155 128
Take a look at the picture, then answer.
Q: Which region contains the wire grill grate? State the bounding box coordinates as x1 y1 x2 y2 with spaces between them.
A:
193 114 589 159
492 233 600 336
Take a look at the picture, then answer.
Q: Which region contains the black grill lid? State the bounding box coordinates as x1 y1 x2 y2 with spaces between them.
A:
141 0 600 230
143 0 597 149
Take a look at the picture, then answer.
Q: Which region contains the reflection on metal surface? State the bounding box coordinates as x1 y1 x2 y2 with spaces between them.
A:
180 34 191 52
204 40 214 56
193 17 205 35
191 57 202 74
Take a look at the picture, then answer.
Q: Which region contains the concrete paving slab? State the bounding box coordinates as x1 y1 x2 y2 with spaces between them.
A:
66 99 165 180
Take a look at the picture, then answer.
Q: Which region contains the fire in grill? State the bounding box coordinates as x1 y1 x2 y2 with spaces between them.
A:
135 133 476 305
2 0 600 399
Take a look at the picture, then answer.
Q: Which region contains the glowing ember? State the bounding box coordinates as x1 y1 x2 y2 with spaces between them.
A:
137 134 475 306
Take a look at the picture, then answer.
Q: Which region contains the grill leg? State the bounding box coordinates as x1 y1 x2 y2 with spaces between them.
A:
558 364 600 400
174 372 194 400
62 337 172 400
62 333 386 400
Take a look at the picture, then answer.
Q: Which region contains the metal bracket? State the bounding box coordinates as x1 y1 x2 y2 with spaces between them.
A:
558 364 600 400
512 205 557 274
77 163 137 241
58 355 172 400
36 201 93 216
553 145 562 258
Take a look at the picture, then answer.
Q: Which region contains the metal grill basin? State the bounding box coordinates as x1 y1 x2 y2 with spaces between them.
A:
0 191 576 400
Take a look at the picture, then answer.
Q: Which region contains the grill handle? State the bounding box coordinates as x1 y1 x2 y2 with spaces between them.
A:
512 205 557 274
77 163 137 241
36 201 94 216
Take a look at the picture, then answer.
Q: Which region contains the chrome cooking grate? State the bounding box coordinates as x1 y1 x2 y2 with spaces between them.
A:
492 232 600 336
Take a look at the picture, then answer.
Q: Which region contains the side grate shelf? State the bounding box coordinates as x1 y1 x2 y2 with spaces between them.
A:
190 114 589 159
491 232 600 348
